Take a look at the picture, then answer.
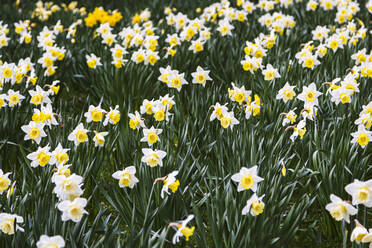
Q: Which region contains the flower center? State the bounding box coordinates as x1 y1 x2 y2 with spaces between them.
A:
37 152 50 166
28 127 40 140
147 132 158 144
119 173 131 187
305 91 316 102
76 131 88 143
240 174 254 190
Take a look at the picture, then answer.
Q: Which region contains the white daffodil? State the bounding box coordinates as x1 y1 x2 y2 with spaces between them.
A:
345 179 372 206
351 125 371 148
231 166 264 192
168 71 188 92
160 171 180 199
152 105 172 122
282 109 297 126
219 110 239 130
158 66 174 84
84 104 105 123
159 94 175 110
141 148 166 167
26 145 51 167
169 215 195 244
361 228 372 246
276 82 296 103
53 174 84 201
36 235 65 248
104 105 120 125
28 85 51 106
262 64 280 81
6 89 25 107
140 126 162 146
242 193 265 216
290 119 307 142
301 105 318 121
140 99 156 115
0 94 7 108
21 121 47 144
330 87 353 105
351 220 368 244
0 213 24 235
218 19 234 36
86 53 102 69
68 123 89 146
37 104 58 127
189 39 205 53
210 103 228 121
128 111 145 130
191 66 212 87
229 83 251 104
51 143 69 166
297 82 323 107
325 194 357 223
0 169 11 194
93 131 108 147
112 166 139 189
57 197 88 222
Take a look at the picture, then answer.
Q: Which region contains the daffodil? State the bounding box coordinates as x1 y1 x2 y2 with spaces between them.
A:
297 83 323 107
57 197 88 222
51 143 69 166
219 110 239 129
53 174 84 200
330 87 353 105
231 166 264 192
21 121 47 144
140 99 156 115
140 126 162 146
104 105 121 125
112 166 139 189
26 145 51 167
0 169 11 194
6 89 25 107
281 109 297 126
351 220 368 244
290 120 307 142
0 94 7 108
68 123 89 146
93 131 108 147
36 235 65 248
276 82 296 103
158 66 174 84
189 39 205 53
351 125 371 148
86 53 102 69
141 148 166 167
210 103 228 121
0 213 24 235
218 19 234 36
262 64 280 81
229 83 251 104
325 194 357 223
345 179 372 206
242 193 265 216
156 171 180 199
169 215 195 244
84 104 105 123
168 71 188 92
160 94 175 110
191 66 212 87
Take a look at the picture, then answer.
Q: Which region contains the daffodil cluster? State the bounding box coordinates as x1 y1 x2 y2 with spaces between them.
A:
232 166 265 216
326 179 372 246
